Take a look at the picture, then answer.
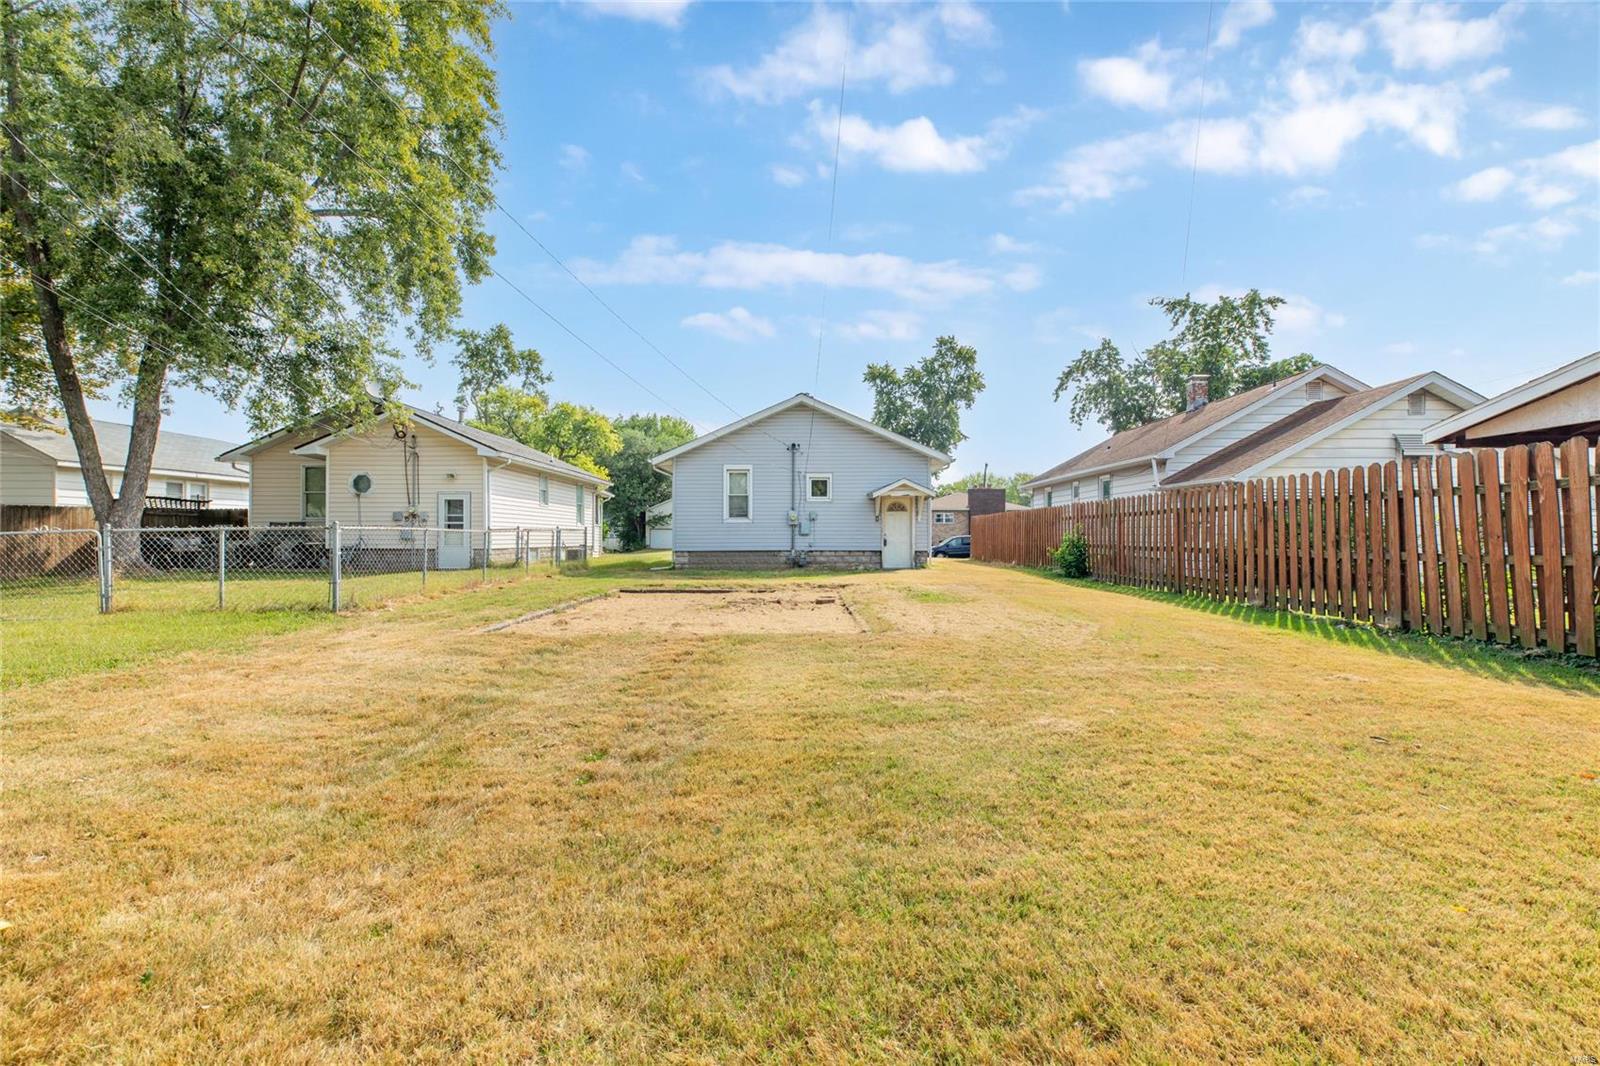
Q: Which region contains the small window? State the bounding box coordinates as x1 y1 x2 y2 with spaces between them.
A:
1045 490 1054 507
1072 481 1081 500
189 483 210 501
302 466 327 519
1407 392 1427 416
1100 477 1112 499
1306 380 1324 402
539 475 549 505
807 473 832 502
724 466 751 521
576 489 585 524
935 511 954 524
164 480 183 498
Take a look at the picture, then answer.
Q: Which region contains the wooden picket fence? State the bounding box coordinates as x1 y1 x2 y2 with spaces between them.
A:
971 439 1599 658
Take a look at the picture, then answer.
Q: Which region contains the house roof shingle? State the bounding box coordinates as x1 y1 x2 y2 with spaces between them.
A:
929 491 1027 511
1161 375 1427 486
1023 366 1331 489
2 419 246 480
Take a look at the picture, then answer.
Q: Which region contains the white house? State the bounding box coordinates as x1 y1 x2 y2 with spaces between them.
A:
1425 351 1600 449
1023 365 1484 505
0 418 248 508
644 499 673 550
218 404 608 567
651 393 950 570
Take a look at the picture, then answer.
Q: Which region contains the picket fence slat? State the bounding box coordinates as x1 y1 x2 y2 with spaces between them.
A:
970 441 1597 659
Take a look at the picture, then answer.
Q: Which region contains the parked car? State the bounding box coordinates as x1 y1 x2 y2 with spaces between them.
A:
932 534 970 558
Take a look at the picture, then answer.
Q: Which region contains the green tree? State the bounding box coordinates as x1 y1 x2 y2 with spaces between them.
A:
937 470 1035 505
471 388 619 478
1054 290 1316 433
603 413 695 549
2 0 501 525
453 325 550 422
863 335 985 458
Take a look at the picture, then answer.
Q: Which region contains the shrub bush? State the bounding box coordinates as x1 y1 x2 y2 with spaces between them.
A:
1053 529 1090 578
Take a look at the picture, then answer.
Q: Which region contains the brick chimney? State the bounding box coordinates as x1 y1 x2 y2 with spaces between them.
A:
1186 374 1210 412
967 487 1006 518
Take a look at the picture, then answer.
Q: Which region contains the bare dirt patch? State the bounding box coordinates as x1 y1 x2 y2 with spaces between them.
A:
506 587 863 636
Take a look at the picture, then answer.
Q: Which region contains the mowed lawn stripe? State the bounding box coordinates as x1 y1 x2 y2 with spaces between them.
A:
3 562 1597 1062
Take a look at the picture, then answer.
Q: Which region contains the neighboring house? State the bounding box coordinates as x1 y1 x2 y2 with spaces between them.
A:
1425 351 1600 448
217 404 608 567
651 393 950 570
930 487 1027 541
0 418 247 508
1023 365 1484 505
644 499 673 550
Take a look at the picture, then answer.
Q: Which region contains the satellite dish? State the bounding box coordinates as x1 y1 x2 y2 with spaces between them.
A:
350 473 373 495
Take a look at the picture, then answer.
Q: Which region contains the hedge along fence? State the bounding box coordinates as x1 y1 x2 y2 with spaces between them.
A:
971 438 1599 658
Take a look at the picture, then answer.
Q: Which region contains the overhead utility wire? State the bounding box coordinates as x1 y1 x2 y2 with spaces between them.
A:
803 17 851 472
1180 0 1215 289
301 7 787 445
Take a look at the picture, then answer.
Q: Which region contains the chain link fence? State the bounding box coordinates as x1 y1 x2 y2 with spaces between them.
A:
0 523 590 619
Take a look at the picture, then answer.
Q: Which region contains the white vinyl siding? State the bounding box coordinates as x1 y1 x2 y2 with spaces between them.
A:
671 405 934 554
1257 390 1467 479
0 436 58 505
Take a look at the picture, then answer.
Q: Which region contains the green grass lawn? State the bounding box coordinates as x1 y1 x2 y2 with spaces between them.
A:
5 559 1598 1060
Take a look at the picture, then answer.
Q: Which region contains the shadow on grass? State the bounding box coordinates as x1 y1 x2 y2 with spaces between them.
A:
989 563 1600 696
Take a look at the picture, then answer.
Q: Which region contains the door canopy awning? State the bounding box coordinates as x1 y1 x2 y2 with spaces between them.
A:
867 478 937 499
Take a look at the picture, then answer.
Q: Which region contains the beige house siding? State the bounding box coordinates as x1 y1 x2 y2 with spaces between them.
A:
56 467 247 507
0 436 57 505
1257 389 1465 479
1030 461 1158 506
319 424 485 529
1164 377 1352 479
1464 374 1600 442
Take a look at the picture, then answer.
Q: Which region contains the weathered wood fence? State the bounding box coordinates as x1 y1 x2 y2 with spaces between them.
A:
971 439 1599 658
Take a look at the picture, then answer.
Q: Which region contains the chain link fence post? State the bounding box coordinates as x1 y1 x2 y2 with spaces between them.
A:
97 523 113 613
481 528 489 582
217 527 227 609
554 527 562 569
421 526 429 591
329 521 342 612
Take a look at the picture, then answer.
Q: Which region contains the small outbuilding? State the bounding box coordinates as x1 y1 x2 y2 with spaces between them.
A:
1425 351 1600 448
651 393 950 570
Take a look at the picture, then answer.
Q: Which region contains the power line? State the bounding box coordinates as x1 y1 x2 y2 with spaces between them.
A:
1180 1 1216 289
300 6 786 444
803 15 851 475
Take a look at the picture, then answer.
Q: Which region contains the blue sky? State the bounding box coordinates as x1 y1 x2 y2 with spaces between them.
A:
115 0 1599 482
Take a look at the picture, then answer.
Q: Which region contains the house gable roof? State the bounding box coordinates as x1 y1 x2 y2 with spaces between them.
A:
1424 350 1600 445
650 393 952 473
1163 372 1484 486
2 419 247 481
1022 365 1366 490
222 403 610 486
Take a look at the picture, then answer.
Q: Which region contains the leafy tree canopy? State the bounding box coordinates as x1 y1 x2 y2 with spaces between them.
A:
2 0 502 523
603 413 696 550
937 470 1035 505
1054 290 1317 434
863 335 985 458
453 325 550 422
470 387 619 478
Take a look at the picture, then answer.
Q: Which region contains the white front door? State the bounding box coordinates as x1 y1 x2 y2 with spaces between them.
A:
436 492 471 570
882 498 914 569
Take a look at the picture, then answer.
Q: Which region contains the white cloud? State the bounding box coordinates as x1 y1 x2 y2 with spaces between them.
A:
1018 117 1265 209
1214 1 1275 50
620 161 650 187
1078 40 1176 111
1279 184 1330 207
576 0 692 28
1371 2 1517 71
574 235 1024 302
988 233 1038 254
701 6 991 105
680 306 776 342
1002 264 1043 291
810 103 1038 174
1448 139 1600 209
1474 215 1579 255
1517 105 1588 131
1451 165 1517 201
1383 341 1419 355
832 310 923 342
1560 269 1599 287
1294 18 1368 62
769 164 807 187
558 144 591 172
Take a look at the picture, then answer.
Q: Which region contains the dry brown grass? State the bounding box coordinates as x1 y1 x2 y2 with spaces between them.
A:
4 561 1598 1063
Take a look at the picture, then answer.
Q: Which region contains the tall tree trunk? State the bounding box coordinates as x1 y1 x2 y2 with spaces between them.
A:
2 1 117 523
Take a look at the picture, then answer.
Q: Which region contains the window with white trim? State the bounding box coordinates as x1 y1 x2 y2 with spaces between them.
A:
807 473 832 502
1100 476 1112 499
576 488 585 524
934 511 955 525
164 480 183 498
1407 391 1427 416
1072 481 1081 500
539 475 549 505
724 466 751 521
189 483 210 501
1045 490 1053 507
302 466 327 519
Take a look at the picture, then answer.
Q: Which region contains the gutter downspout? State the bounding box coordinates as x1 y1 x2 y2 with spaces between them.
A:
788 442 799 560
